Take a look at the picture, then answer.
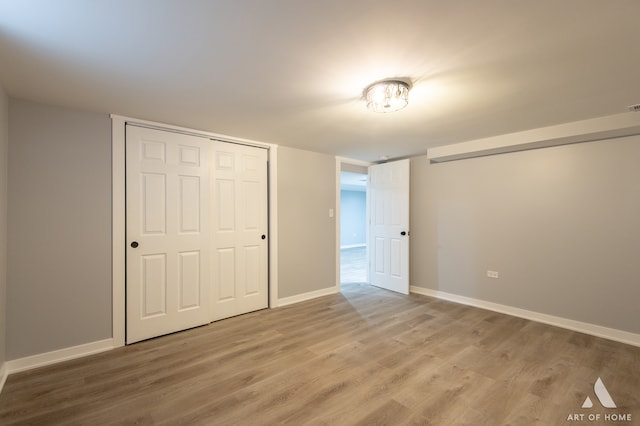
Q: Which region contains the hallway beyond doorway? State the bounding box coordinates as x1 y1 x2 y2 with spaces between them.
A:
340 246 367 283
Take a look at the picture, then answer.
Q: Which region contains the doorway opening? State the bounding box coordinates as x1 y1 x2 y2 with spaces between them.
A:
335 157 410 295
339 170 368 284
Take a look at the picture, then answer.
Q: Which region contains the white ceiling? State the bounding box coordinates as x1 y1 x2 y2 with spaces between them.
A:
1 1 639 162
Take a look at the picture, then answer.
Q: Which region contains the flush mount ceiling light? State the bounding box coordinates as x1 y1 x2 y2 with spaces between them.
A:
365 79 410 113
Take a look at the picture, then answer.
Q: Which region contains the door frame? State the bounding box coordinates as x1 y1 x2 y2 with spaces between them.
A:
335 156 373 289
111 115 279 348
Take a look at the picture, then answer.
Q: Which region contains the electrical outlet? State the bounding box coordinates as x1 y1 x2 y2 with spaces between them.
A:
487 270 499 279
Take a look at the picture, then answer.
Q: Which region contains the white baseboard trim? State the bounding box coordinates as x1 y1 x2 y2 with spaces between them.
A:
276 286 340 308
340 244 366 249
0 363 7 395
410 286 640 348
6 338 114 375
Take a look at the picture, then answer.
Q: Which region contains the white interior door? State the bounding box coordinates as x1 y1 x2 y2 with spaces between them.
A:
368 159 410 294
126 125 211 344
212 142 269 321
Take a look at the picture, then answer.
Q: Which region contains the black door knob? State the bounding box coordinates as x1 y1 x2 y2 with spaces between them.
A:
131 241 139 248
261 235 266 240
400 231 406 236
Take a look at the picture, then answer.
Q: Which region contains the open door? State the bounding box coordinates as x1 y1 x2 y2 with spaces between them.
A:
368 159 410 294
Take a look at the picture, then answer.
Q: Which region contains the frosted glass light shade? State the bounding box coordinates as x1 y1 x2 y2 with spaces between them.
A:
365 80 409 113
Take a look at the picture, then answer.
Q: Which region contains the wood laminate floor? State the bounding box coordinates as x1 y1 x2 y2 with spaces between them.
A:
1 283 638 425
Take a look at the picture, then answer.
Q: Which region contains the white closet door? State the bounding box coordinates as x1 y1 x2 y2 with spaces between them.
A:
126 125 211 343
212 141 269 321
368 159 410 294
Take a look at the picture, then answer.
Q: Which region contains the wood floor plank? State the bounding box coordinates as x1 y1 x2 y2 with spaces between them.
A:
1 282 638 425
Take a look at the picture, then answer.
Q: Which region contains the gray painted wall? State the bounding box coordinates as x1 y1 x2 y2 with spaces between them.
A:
0 87 8 367
278 146 336 298
410 135 640 334
4 100 339 360
7 99 112 359
6 97 636 362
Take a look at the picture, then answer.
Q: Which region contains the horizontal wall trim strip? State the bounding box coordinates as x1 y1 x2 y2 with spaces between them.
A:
427 112 640 162
410 286 640 347
5 339 114 375
276 286 339 308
